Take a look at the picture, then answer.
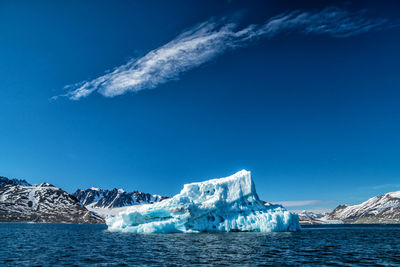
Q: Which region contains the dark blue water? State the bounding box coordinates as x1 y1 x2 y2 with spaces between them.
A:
1 223 400 266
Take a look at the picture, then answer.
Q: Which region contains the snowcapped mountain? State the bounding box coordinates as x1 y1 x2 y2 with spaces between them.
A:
73 187 168 208
326 191 400 223
0 176 30 187
0 182 104 224
294 210 329 225
296 210 328 219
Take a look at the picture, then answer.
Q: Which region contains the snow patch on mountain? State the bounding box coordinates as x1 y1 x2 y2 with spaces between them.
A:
106 170 301 233
388 191 400 199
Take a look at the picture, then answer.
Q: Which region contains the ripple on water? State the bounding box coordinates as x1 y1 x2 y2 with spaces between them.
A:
1 223 400 266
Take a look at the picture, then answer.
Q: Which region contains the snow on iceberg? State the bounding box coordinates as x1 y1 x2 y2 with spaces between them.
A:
106 170 301 233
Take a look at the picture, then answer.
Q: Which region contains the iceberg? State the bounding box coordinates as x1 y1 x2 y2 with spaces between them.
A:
106 170 301 233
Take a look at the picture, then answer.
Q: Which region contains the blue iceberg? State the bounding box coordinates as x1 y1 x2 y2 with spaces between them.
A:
106 170 301 233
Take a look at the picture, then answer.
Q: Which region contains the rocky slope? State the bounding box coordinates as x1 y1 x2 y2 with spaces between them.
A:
295 210 329 225
326 191 400 223
0 177 104 224
73 187 167 208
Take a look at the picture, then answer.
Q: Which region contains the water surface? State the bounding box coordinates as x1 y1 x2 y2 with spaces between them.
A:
1 223 400 266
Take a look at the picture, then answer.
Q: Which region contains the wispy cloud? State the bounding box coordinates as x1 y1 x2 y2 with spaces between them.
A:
58 7 387 100
274 200 335 207
371 184 400 190
291 208 333 213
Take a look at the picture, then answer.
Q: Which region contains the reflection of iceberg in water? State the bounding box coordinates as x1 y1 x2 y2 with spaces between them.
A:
106 170 301 233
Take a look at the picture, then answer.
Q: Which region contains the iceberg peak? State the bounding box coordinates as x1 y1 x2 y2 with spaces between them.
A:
178 169 257 207
106 170 300 233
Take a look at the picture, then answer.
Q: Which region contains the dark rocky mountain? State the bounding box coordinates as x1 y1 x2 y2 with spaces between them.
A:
73 187 168 208
0 176 30 187
0 177 104 224
326 191 400 223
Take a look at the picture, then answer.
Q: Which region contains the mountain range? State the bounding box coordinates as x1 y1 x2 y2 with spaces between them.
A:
0 175 166 224
1 174 400 224
294 210 330 225
73 187 167 209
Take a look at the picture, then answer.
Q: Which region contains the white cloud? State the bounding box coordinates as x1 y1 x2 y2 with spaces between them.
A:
59 7 387 100
291 208 333 213
274 200 334 207
371 184 400 190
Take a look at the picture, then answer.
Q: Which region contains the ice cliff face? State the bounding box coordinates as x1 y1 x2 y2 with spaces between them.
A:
106 170 301 233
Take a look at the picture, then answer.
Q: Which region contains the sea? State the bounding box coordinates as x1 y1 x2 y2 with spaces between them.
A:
1 223 399 266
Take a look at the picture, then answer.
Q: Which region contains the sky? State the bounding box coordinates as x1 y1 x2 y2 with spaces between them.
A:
1 0 400 212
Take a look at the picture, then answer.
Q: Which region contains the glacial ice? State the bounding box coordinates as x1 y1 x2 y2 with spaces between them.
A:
106 170 301 233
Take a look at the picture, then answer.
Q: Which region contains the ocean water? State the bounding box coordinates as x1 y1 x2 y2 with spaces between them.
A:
1 223 400 266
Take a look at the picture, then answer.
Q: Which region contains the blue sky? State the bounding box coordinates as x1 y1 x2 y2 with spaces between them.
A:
1 0 400 211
